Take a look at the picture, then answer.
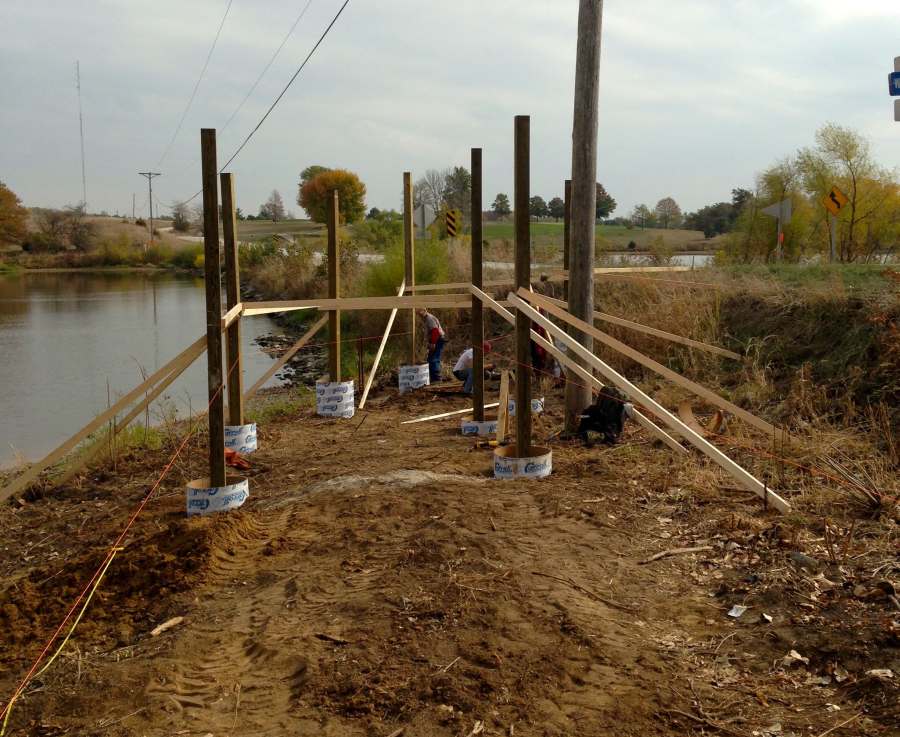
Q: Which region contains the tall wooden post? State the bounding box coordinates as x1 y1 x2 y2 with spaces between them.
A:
220 172 243 426
201 128 226 487
566 0 603 433
403 172 416 363
514 116 532 458
471 148 485 421
327 189 341 382
563 179 572 301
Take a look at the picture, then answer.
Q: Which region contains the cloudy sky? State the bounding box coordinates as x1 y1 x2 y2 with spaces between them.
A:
2 0 899 219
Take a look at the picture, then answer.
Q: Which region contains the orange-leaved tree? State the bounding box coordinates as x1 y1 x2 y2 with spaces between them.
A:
0 181 29 245
298 169 366 224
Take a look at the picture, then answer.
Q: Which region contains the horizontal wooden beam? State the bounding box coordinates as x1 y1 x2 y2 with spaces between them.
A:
507 292 789 513
242 295 471 316
470 285 687 455
540 295 742 360
520 289 786 440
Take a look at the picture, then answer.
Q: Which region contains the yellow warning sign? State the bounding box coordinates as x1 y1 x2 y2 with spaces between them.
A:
445 209 461 237
823 185 848 216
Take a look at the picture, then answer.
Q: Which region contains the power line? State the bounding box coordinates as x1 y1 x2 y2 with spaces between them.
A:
220 0 315 137
157 0 235 167
172 0 351 207
168 0 316 179
219 0 350 171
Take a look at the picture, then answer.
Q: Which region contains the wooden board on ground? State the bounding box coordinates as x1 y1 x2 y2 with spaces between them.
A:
401 403 501 425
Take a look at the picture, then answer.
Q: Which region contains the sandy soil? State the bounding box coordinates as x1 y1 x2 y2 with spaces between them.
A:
0 385 896 736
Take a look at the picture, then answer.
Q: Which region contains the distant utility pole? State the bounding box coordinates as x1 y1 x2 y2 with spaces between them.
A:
132 193 136 220
565 0 604 433
75 61 87 209
138 171 162 246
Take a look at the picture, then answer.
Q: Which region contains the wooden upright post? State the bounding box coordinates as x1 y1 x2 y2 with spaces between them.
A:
563 179 572 301
471 148 485 421
514 116 532 458
566 0 603 433
403 172 416 364
201 128 226 487
220 172 243 426
327 189 341 382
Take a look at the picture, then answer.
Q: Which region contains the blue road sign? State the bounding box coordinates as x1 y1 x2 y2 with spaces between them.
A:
890 72 900 96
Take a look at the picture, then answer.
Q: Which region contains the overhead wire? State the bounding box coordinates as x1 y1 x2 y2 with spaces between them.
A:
169 0 317 180
171 0 351 207
157 0 235 167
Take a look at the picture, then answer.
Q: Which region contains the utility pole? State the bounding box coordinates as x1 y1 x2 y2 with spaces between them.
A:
138 171 162 247
565 0 604 433
132 193 136 221
75 61 87 210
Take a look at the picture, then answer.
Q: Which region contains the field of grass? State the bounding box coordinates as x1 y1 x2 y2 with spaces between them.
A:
237 219 324 241
483 220 718 252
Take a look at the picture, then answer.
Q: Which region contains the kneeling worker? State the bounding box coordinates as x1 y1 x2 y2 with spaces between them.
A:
452 341 493 394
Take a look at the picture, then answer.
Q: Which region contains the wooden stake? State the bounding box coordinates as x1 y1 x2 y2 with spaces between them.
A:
563 178 571 301
471 147 485 422
220 172 243 426
327 189 341 382
497 370 510 444
358 281 405 409
201 128 226 487
514 115 532 458
403 172 416 364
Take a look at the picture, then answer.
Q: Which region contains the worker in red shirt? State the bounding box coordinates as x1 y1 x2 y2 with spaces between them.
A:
417 308 446 382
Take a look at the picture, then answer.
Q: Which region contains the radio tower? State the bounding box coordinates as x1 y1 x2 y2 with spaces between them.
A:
76 61 87 210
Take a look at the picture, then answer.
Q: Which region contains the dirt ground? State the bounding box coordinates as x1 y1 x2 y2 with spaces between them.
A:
1 383 897 736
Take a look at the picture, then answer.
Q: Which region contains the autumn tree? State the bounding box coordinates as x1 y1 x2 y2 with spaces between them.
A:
0 181 29 244
491 193 511 218
548 197 565 221
300 165 330 188
797 123 898 262
298 169 366 224
654 197 682 228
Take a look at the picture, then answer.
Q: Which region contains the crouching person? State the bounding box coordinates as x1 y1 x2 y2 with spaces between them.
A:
452 341 493 395
578 387 633 446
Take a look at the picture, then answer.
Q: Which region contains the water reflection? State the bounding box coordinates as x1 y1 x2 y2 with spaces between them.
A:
0 271 284 467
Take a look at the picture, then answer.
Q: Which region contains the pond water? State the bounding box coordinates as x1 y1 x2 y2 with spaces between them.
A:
0 271 286 468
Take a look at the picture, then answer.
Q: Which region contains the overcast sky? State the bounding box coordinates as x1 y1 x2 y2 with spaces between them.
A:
2 0 899 219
